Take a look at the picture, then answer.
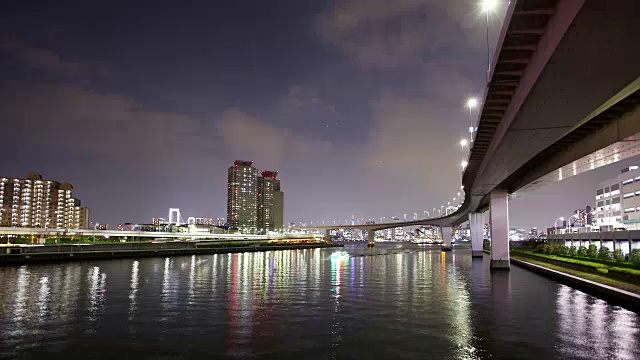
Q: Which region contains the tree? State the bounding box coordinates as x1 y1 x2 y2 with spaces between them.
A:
586 245 598 258
612 249 625 262
568 246 577 257
558 245 569 256
597 246 611 260
577 246 588 257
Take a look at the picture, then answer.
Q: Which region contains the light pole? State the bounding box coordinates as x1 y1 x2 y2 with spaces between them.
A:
480 0 498 81
433 208 437 218
466 98 479 143
414 213 417 220
437 209 441 217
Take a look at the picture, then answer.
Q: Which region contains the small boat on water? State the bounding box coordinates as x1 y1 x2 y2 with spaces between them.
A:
330 251 350 260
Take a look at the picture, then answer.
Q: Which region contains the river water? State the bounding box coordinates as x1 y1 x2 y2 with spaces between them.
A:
0 243 638 359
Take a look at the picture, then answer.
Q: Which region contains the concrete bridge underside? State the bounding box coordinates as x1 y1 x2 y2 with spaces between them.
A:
298 0 640 269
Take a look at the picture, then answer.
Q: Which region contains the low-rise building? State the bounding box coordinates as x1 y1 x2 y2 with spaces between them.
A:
595 165 640 229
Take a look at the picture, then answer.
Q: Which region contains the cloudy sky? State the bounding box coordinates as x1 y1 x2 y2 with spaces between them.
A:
0 0 635 230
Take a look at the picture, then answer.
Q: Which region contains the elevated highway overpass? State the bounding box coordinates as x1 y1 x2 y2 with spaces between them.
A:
299 0 640 268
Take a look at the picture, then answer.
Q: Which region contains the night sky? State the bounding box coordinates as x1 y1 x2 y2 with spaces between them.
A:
1 0 636 230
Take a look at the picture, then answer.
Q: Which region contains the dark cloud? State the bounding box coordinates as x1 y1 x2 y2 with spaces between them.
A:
0 1 628 230
0 34 105 83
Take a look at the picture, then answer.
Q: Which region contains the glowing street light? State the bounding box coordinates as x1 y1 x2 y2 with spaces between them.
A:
481 0 498 13
460 138 469 147
466 97 479 109
480 0 499 81
461 160 468 169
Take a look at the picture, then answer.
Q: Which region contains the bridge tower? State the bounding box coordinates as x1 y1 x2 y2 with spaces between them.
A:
169 208 181 226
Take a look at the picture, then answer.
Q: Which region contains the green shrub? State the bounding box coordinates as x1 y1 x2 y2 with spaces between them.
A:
612 249 625 262
535 244 547 253
577 246 588 257
586 245 598 258
597 246 611 260
630 249 640 265
558 245 569 256
568 246 577 257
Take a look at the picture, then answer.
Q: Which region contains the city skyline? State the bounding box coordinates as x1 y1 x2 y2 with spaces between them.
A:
0 1 638 230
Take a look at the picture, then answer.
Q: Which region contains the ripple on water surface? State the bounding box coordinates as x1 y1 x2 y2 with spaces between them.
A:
0 243 638 359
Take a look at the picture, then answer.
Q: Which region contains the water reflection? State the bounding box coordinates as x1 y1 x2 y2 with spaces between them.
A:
556 285 639 359
0 245 639 359
86 266 106 326
13 267 29 324
330 255 345 357
36 277 50 321
128 261 139 320
444 254 477 360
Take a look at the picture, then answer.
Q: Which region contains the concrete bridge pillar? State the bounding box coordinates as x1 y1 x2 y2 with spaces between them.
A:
367 230 375 247
469 212 484 257
325 229 331 242
490 190 510 270
441 226 453 251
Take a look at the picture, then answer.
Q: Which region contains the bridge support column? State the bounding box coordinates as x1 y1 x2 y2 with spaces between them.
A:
490 190 510 270
391 228 396 241
325 229 331 243
470 212 484 257
367 230 375 247
441 226 453 251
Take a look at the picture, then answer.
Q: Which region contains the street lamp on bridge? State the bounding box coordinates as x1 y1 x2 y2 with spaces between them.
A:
480 0 499 81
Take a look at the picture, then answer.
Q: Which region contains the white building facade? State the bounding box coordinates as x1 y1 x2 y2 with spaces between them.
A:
595 166 640 230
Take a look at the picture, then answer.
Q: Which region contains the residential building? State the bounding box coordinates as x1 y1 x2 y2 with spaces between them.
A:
75 206 90 230
227 160 258 233
0 172 89 229
257 170 284 233
595 165 640 229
